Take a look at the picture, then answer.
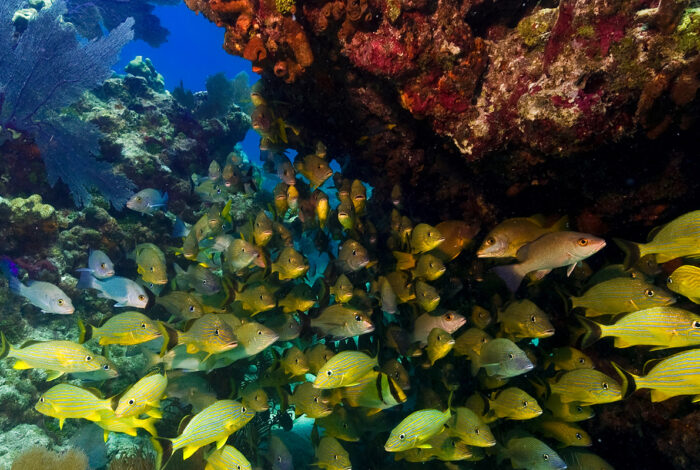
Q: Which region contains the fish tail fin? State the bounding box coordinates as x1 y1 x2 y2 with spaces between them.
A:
141 417 158 437
171 217 189 238
611 361 637 399
490 264 526 293
173 262 185 276
77 319 93 344
139 345 163 369
77 270 96 290
550 215 570 232
151 437 173 470
0 258 18 285
576 315 603 349
7 275 22 296
392 251 416 270
159 323 179 356
0 332 9 360
614 238 643 270
162 192 169 205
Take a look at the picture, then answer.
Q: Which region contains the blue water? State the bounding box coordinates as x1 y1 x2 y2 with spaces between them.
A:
115 1 261 161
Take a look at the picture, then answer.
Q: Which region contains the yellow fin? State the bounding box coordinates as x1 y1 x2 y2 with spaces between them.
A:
46 370 64 381
613 337 636 348
146 408 163 419
103 430 109 442
182 445 199 460
216 436 227 449
13 360 32 370
59 418 65 430
186 344 198 354
650 389 676 402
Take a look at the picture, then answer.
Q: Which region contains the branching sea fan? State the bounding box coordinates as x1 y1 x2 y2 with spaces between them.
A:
0 0 135 208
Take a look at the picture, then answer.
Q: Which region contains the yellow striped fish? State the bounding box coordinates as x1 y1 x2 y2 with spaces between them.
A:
548 369 622 406
448 407 496 447
570 277 676 317
155 399 255 465
615 210 700 267
114 369 167 418
313 351 378 389
613 349 700 402
205 445 252 470
96 410 158 441
667 265 700 304
384 405 451 452
170 313 238 357
533 419 592 447
578 307 700 349
314 436 351 470
0 333 117 381
35 383 113 429
341 371 406 413
78 311 163 346
487 387 542 420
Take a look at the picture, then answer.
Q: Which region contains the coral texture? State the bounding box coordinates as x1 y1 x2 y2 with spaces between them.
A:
0 0 135 208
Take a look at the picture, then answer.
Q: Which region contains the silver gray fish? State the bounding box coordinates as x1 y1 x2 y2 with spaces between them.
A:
77 271 148 308
8 276 74 314
126 188 168 214
77 250 115 279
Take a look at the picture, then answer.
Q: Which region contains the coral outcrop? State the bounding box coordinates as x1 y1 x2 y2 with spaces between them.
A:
184 0 700 234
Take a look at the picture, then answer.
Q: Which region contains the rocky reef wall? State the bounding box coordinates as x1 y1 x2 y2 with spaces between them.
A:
183 0 700 235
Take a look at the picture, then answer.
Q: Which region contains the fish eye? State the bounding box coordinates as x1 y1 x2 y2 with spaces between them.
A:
399 433 405 440
288 258 292 263
522 400 528 407
85 355 92 361
277 457 282 463
352 249 357 256
576 432 582 440
313 396 319 403
693 321 700 328
445 313 453 321
138 295 146 301
140 323 147 329
40 397 44 402
100 263 106 269
474 427 480 435
602 382 609 390
326 370 333 376
577 238 589 246
667 277 673 284
354 314 362 321
578 358 586 364
645 288 654 297
202 280 207 285
214 329 220 336
103 364 110 370
257 330 263 335
485 237 495 245
427 231 432 237
437 335 442 341
260 295 264 300
189 305 195 312
576 406 583 412
530 315 536 322
128 399 135 405
393 372 399 379
150 266 154 272
242 406 247 412
508 353 514 359
217 188 222 194
333 454 339 460
543 454 549 461
136 196 142 201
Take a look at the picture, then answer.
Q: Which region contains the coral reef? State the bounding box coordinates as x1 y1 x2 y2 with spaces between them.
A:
184 0 700 234
10 446 88 470
0 0 135 208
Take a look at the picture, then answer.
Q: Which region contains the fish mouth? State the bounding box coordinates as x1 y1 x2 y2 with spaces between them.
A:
541 329 556 337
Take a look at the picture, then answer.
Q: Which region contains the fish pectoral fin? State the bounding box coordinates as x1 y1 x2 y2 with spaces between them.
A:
185 344 199 354
613 338 635 348
85 411 104 422
650 389 676 402
59 418 65 430
146 408 163 419
416 443 434 449
103 430 110 442
182 445 200 460
113 302 127 307
12 360 32 370
690 297 700 305
45 370 64 381
366 408 383 416
692 394 700 403
566 263 579 277
216 436 228 449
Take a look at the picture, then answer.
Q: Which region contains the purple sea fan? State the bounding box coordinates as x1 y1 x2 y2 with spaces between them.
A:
0 0 136 208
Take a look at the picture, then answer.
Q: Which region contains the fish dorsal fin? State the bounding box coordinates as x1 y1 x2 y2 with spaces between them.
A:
647 224 666 242
18 340 43 349
527 214 547 227
86 387 104 399
643 358 663 375
178 415 193 434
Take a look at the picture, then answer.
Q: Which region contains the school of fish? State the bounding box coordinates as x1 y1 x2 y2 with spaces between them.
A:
4 87 700 469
